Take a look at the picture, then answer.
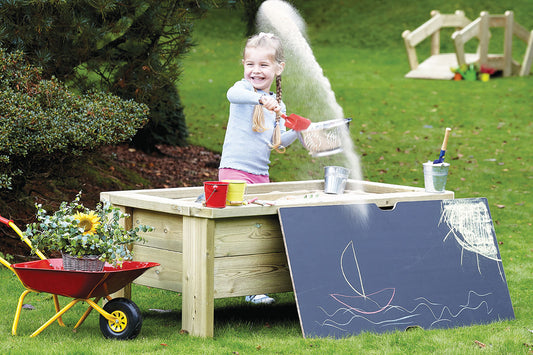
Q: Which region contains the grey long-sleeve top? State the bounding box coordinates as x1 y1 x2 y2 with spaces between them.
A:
219 79 298 176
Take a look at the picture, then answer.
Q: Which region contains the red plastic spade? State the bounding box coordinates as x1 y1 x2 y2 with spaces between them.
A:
280 113 312 131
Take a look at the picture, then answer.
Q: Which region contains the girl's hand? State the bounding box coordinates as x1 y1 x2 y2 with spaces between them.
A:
260 96 280 112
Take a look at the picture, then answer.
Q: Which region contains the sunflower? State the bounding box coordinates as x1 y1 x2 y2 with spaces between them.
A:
74 211 101 235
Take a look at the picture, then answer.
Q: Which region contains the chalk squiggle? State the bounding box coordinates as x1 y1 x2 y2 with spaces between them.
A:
318 290 494 332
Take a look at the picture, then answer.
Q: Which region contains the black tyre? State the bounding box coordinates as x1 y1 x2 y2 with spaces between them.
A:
99 297 143 340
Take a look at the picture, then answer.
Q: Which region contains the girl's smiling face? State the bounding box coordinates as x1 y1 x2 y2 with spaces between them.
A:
243 46 285 91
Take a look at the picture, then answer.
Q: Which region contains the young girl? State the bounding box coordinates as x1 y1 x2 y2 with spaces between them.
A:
218 32 298 184
218 32 297 305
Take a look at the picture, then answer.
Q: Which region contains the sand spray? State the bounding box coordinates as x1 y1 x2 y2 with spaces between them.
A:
257 0 368 220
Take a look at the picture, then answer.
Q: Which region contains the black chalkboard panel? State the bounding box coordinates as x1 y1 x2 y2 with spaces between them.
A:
278 198 514 338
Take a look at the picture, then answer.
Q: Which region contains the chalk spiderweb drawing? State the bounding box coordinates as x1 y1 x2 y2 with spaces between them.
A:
439 199 503 278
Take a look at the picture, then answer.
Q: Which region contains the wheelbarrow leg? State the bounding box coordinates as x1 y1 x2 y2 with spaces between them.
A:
52 295 66 327
84 298 117 323
30 299 81 337
12 291 66 335
74 297 102 330
12 289 32 336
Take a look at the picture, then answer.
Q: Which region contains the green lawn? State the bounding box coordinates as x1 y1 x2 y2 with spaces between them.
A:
1 0 532 353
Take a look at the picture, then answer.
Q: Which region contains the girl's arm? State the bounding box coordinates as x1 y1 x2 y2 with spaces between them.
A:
280 129 298 147
227 80 263 105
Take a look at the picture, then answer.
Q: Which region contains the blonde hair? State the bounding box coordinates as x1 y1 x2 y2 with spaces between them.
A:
244 32 285 153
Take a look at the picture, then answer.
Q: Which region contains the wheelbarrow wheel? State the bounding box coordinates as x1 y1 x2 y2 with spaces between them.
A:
99 298 142 340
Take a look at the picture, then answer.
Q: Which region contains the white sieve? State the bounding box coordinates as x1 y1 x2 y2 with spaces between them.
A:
297 118 352 157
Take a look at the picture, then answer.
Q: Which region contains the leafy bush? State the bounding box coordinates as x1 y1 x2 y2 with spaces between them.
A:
0 0 221 151
0 49 149 190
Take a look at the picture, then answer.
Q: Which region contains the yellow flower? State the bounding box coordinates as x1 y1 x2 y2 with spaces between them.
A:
74 211 100 235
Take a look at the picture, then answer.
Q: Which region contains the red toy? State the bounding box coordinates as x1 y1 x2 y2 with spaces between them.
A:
0 215 158 339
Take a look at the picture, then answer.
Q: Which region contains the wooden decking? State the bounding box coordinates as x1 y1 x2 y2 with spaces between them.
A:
404 53 478 80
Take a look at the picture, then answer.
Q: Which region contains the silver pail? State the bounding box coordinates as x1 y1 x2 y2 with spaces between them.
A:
324 166 350 194
423 162 449 193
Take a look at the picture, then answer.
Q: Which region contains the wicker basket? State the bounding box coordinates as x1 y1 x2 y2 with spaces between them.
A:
62 253 105 272
297 118 352 157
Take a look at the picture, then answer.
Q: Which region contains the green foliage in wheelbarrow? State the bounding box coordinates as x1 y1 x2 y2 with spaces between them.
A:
24 192 153 265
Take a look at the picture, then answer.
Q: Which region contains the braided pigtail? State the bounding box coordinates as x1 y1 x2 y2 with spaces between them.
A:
269 74 285 153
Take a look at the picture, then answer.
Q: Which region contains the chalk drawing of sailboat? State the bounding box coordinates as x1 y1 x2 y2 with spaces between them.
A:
330 240 395 315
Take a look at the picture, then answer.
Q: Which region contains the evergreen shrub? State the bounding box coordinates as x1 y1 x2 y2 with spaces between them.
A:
0 49 149 190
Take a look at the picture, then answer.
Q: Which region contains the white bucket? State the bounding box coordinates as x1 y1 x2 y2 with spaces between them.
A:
423 162 449 193
324 166 350 194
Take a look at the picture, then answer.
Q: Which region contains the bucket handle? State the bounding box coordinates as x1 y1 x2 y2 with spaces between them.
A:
205 184 219 205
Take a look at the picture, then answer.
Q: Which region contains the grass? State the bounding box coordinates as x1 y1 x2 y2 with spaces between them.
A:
2 0 532 353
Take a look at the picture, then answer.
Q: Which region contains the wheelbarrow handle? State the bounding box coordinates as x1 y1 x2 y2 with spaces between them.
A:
0 215 13 225
0 215 16 271
0 214 47 260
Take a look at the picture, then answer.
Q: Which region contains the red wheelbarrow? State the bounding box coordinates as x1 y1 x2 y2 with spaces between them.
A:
0 215 159 339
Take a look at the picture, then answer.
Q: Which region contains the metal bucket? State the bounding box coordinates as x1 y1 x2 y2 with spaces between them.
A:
423 162 449 193
324 166 350 194
203 181 229 208
223 180 247 205
297 118 352 157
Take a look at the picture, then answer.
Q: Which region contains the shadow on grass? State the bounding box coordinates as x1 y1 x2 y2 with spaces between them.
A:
140 300 299 333
215 301 299 328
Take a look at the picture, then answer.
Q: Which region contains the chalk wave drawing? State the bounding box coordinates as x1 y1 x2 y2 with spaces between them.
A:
318 290 493 332
316 239 494 334
439 199 503 278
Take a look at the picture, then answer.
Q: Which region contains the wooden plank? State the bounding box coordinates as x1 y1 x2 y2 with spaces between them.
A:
213 252 292 298
405 53 478 80
132 209 183 252
439 12 470 28
478 12 490 66
213 215 284 257
488 15 507 28
453 16 481 43
182 216 215 337
354 180 419 193
133 245 182 292
402 30 419 70
520 30 533 76
503 11 514 77
246 180 323 194
406 13 443 47
430 29 440 56
513 22 531 43
101 191 194 216
108 206 133 300
453 33 467 67
133 186 204 198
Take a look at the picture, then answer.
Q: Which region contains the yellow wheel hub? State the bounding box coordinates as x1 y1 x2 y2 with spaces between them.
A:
108 310 128 333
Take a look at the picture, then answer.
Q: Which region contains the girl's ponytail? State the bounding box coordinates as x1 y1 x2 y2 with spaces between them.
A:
269 74 285 153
